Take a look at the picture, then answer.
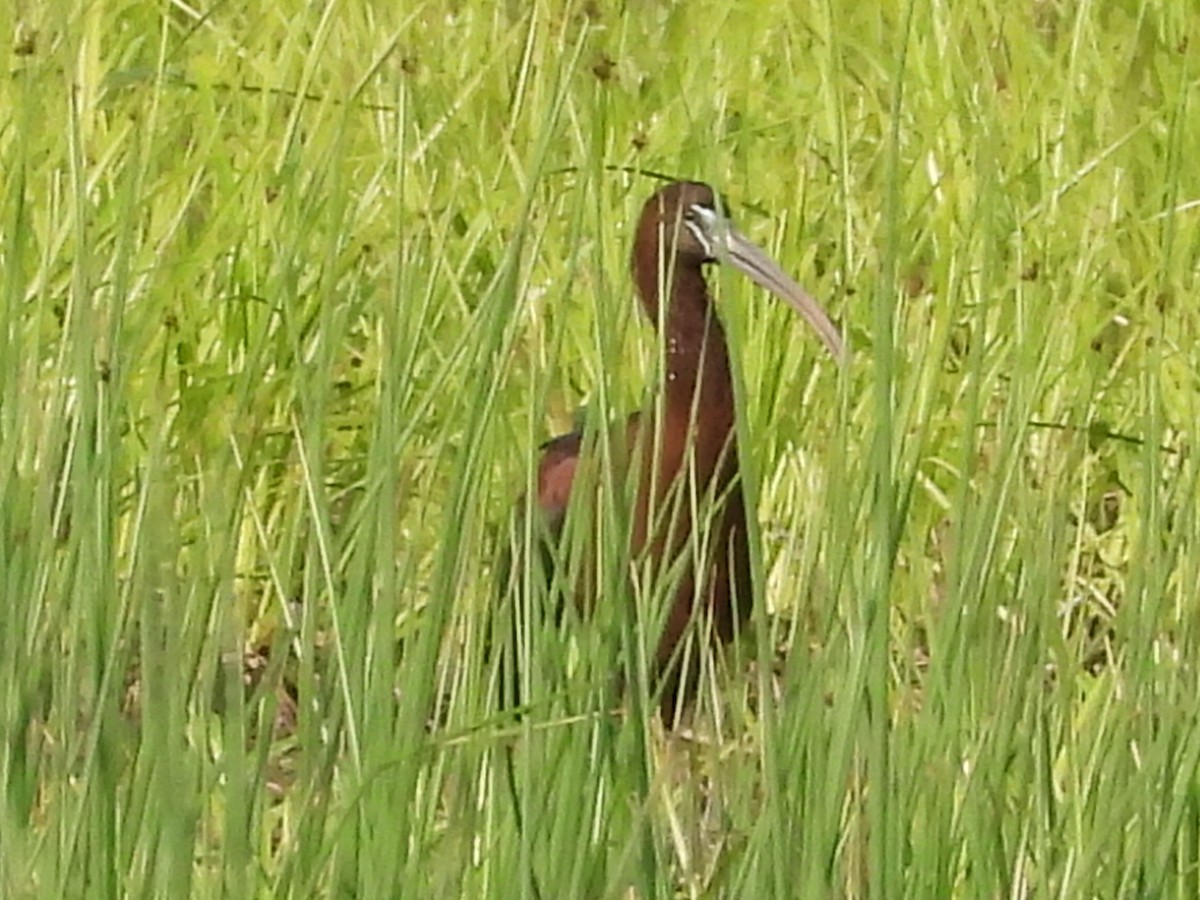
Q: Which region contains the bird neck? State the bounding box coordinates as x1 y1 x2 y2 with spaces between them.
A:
639 264 736 437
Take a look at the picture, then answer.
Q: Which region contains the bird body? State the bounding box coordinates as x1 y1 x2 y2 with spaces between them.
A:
503 181 843 722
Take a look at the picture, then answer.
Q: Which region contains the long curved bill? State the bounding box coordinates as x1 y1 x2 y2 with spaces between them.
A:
721 229 846 365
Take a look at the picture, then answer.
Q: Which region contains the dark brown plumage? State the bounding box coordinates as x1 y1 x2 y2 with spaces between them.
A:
499 181 844 723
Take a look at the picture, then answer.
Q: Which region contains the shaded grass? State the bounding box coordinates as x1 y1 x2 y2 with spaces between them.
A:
1 0 1198 897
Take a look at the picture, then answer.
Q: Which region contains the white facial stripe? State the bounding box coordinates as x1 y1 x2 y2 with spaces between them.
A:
683 219 712 256
683 204 719 257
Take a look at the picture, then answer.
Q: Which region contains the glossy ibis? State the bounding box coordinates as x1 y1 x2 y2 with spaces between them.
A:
499 180 844 724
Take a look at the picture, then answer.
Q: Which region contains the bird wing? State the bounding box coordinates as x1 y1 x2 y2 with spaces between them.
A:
494 414 642 710
534 431 583 524
534 409 643 524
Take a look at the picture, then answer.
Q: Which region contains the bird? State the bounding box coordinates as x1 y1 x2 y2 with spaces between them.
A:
496 180 845 725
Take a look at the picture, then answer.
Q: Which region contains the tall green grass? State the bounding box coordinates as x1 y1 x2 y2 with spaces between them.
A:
1 1 1197 896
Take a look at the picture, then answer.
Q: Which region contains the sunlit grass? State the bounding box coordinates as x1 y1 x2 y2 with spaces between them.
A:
1 1 1197 896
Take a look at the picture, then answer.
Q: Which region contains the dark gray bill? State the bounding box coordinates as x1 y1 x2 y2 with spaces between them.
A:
723 229 846 364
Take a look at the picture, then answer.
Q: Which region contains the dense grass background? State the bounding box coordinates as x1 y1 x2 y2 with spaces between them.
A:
2 1 1198 896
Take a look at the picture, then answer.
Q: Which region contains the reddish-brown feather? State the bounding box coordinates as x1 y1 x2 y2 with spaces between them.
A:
501 180 841 723
500 183 752 723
